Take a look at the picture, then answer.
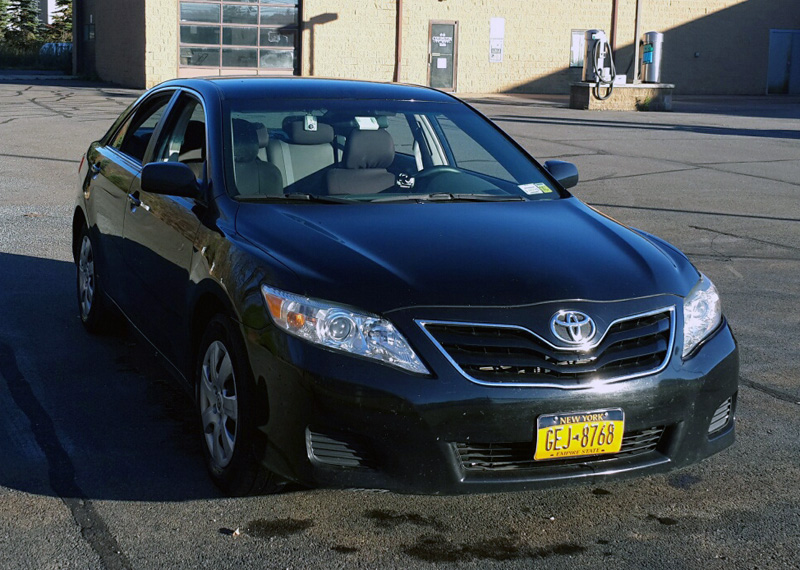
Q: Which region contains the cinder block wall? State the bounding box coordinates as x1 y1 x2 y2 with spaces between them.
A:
301 0 800 95
144 0 179 88
86 0 147 88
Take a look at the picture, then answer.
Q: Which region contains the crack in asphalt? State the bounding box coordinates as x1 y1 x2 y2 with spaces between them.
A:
741 376 800 405
689 225 800 252
0 341 132 570
0 152 78 164
590 203 800 223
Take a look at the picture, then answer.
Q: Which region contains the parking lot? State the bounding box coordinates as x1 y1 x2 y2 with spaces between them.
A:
0 78 798 569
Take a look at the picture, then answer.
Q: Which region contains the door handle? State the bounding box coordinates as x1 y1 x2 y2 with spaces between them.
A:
127 193 150 212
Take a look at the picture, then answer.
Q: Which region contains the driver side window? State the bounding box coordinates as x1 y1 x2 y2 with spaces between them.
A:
152 96 207 181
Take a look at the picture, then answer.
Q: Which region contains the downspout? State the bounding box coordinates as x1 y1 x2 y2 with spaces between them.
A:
394 0 403 82
610 0 619 55
633 0 642 83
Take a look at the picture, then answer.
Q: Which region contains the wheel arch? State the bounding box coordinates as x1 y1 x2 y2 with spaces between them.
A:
187 281 238 384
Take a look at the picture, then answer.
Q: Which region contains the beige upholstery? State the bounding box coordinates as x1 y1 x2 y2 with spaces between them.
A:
266 120 335 187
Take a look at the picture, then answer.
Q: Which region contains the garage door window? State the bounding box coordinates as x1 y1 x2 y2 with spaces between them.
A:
179 0 299 74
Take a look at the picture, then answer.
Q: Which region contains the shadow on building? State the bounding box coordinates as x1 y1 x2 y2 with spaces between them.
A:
504 0 800 96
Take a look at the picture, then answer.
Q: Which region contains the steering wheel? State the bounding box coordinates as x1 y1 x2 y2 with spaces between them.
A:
414 165 461 179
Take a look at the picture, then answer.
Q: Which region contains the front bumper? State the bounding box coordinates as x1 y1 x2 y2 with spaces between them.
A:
241 314 738 495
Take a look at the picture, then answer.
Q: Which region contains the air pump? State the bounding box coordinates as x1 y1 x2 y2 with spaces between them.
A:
582 30 617 100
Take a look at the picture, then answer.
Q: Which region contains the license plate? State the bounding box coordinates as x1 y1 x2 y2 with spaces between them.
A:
534 409 624 461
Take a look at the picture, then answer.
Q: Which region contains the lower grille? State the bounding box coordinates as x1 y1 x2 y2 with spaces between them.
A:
306 428 374 469
708 397 733 437
455 426 665 471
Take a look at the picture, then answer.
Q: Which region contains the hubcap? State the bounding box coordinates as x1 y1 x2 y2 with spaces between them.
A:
199 340 239 468
78 235 95 319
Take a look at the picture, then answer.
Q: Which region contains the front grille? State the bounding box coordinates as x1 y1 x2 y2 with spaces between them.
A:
455 426 665 471
708 397 733 437
421 308 674 387
306 428 374 469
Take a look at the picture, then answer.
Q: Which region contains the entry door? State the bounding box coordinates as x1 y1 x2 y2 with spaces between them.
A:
767 30 800 94
428 21 458 91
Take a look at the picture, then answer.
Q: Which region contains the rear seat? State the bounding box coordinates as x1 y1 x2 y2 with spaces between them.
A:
267 118 336 187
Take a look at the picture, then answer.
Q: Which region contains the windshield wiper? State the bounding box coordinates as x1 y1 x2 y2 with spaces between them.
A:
371 193 525 203
236 193 353 204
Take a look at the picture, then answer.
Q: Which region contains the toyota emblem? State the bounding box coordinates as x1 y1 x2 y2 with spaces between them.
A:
550 311 597 345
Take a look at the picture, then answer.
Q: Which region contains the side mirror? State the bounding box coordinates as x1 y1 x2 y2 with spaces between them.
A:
141 162 200 198
544 160 579 189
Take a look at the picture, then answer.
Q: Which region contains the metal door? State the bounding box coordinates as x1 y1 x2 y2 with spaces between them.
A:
428 21 458 91
767 30 800 94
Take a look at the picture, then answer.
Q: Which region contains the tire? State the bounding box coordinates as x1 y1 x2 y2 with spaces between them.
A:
76 226 114 333
196 314 284 496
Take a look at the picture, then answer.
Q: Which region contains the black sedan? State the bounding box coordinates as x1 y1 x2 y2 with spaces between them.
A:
73 77 738 495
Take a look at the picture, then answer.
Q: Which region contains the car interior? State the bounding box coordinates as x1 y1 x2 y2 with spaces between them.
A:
227 109 528 201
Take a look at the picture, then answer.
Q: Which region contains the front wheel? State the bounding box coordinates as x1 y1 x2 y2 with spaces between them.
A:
197 315 284 496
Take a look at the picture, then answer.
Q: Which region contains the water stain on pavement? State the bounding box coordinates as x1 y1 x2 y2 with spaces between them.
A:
405 534 586 563
331 545 359 553
648 514 680 526
668 473 702 490
364 509 446 531
245 518 313 539
592 488 612 496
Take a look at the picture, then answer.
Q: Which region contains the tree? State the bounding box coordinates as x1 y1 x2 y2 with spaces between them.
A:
0 0 10 41
5 0 43 48
46 0 72 42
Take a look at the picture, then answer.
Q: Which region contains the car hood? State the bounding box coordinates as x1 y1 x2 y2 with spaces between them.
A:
235 197 698 313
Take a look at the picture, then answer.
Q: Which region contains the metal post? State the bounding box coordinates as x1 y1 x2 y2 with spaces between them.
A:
632 0 642 83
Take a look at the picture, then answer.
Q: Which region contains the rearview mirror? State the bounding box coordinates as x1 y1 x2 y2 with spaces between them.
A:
141 162 200 198
543 160 579 189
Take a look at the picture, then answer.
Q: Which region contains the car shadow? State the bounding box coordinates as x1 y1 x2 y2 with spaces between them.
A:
0 251 287 501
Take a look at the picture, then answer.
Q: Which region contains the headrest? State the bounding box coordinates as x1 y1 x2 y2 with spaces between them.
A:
232 119 259 163
343 129 395 169
254 122 269 148
283 118 335 145
181 120 206 157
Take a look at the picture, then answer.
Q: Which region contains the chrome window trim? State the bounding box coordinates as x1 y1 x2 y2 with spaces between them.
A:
416 306 676 390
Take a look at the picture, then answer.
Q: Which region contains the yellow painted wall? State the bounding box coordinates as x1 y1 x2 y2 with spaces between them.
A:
300 0 796 95
144 0 179 88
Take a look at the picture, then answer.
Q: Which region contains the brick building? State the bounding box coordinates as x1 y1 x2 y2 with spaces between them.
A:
73 0 800 95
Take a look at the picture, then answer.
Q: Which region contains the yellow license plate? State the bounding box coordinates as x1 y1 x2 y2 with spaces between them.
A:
534 409 624 461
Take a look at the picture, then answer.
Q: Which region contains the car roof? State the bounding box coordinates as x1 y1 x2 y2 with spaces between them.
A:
159 77 458 104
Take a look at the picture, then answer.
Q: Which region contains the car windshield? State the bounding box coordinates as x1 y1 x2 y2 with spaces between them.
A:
223 98 562 203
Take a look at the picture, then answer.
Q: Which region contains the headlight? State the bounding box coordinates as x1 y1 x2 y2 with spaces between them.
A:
261 285 429 374
682 274 722 358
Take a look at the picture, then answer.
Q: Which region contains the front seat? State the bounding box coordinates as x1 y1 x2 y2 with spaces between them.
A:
266 118 336 188
232 119 283 197
326 129 396 195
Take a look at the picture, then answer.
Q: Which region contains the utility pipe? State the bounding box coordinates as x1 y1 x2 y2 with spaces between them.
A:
632 0 642 83
394 0 403 82
610 0 619 54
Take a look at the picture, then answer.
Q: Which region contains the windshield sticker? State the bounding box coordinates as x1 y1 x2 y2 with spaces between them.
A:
355 117 380 130
519 182 553 195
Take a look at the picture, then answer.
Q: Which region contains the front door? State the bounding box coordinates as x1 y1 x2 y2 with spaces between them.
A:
428 21 458 92
122 93 205 367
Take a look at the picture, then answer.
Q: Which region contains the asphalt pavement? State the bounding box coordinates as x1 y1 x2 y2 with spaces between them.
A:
0 78 798 569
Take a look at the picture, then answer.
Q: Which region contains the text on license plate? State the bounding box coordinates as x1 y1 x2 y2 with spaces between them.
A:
534 408 625 461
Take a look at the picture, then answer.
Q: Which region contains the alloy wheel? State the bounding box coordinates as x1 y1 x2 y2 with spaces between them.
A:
78 235 95 320
199 340 239 468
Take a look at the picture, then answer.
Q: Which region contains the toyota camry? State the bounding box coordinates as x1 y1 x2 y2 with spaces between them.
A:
73 77 738 495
